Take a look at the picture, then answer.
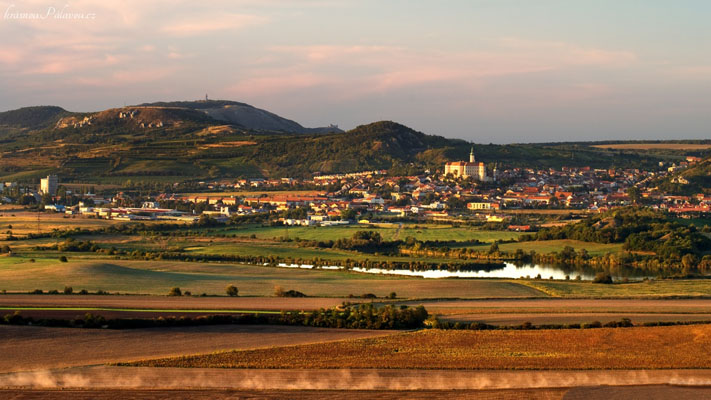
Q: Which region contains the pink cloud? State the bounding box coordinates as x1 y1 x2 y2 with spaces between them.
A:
161 13 268 36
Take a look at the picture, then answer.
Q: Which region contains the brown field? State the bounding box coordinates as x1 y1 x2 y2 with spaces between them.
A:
0 325 394 373
133 325 711 369
199 140 257 149
0 295 358 311
0 212 164 238
405 298 711 315
591 143 711 150
0 388 569 400
195 125 238 136
7 387 711 400
439 312 711 325
6 297 711 326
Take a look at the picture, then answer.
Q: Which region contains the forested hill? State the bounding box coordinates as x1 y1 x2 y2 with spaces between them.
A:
0 101 704 183
0 106 70 131
656 157 711 195
240 121 457 176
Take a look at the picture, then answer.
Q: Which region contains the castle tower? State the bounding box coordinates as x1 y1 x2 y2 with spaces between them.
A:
469 146 475 163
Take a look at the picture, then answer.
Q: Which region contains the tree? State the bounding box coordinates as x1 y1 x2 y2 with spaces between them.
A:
226 285 239 297
593 272 613 284
488 241 500 254
63 286 73 295
340 208 356 221
168 287 182 296
626 186 641 204
58 255 68 262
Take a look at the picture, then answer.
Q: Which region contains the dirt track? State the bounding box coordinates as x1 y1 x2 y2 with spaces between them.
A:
0 325 395 373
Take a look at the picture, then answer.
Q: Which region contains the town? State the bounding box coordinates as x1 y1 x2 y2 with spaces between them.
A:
4 148 707 230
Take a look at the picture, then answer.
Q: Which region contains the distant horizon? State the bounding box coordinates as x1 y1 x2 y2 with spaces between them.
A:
1 1 710 143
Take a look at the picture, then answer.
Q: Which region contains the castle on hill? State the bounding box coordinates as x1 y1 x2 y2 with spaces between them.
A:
444 147 494 181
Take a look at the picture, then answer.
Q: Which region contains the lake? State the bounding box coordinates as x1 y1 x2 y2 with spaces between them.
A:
275 262 650 281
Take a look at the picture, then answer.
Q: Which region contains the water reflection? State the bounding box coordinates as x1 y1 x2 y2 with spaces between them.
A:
275 262 649 281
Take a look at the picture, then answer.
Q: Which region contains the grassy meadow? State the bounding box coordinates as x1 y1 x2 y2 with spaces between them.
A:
0 256 544 298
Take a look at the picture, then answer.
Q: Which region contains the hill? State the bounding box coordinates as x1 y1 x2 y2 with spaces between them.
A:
137 100 343 134
0 106 70 131
0 101 704 183
656 157 711 195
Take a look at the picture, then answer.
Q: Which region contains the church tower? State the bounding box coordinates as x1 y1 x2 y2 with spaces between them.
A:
469 146 475 163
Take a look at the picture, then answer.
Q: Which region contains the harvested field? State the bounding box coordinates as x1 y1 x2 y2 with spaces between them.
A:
439 312 711 325
0 212 179 238
0 325 394 373
199 140 256 149
412 298 711 325
591 143 711 150
0 388 569 400
405 298 711 314
0 295 357 311
14 387 711 399
133 325 711 369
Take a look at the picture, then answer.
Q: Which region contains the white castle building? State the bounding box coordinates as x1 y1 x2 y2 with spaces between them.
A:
444 147 492 181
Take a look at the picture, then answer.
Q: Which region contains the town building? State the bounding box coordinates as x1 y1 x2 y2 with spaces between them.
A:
444 147 491 181
40 175 58 195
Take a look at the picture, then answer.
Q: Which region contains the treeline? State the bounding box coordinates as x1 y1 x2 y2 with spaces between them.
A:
522 207 711 273
280 303 428 329
40 237 506 272
1 303 428 330
22 213 268 240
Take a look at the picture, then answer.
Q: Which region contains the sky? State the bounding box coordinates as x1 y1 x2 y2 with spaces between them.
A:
0 0 710 143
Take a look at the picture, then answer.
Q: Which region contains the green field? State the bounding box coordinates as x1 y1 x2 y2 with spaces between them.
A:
217 224 522 243
491 240 623 256
2 254 711 299
0 256 543 298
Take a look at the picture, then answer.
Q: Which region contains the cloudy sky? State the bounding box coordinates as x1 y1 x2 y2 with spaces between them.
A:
1 0 710 143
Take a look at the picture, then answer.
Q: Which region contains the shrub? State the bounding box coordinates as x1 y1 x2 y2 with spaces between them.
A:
388 292 397 299
168 287 182 297
64 286 73 295
593 272 613 284
582 321 603 329
275 286 306 297
225 285 239 297
78 289 88 295
59 256 68 262
31 289 43 294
